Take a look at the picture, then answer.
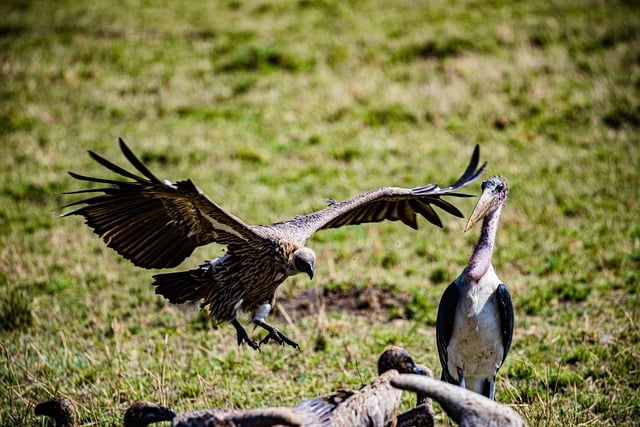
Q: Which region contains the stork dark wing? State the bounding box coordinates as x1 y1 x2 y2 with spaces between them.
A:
284 145 486 237
496 283 514 366
61 138 258 269
436 281 460 384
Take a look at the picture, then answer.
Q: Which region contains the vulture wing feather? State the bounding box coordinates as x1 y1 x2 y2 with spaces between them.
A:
286 145 486 238
61 139 261 269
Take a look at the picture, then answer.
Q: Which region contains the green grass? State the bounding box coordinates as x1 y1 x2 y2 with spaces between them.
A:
1 0 639 425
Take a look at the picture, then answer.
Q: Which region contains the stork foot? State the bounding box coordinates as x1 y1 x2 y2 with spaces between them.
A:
231 318 260 351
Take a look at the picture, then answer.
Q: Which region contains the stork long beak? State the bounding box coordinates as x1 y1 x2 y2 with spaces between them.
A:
464 190 496 232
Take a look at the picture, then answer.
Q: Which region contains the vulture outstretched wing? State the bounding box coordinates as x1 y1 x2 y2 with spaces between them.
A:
283 144 486 236
61 138 259 269
62 141 484 270
390 374 526 426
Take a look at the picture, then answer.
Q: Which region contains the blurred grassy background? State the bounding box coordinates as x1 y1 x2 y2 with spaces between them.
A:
1 0 639 425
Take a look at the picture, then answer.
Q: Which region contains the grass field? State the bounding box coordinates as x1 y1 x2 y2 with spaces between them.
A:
1 0 639 425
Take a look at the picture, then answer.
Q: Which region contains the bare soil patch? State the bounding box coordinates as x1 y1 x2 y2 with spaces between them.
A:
276 283 410 319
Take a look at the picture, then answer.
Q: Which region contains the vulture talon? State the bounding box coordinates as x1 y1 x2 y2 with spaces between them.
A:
260 328 300 350
232 318 260 351
241 336 260 351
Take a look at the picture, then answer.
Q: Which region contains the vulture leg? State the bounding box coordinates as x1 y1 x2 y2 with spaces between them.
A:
231 317 260 351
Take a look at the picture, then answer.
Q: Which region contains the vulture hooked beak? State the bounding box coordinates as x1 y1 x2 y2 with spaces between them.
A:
302 260 314 280
144 405 176 424
293 247 315 279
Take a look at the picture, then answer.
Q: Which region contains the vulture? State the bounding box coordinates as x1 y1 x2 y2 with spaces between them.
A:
391 374 526 426
34 397 77 427
296 346 428 426
35 397 175 427
63 139 485 349
125 401 323 427
394 364 436 427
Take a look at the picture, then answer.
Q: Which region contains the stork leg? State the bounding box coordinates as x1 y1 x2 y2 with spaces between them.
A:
487 378 496 400
457 367 466 389
231 317 260 351
252 303 300 350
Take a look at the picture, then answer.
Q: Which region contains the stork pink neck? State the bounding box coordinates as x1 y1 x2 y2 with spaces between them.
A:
467 205 502 282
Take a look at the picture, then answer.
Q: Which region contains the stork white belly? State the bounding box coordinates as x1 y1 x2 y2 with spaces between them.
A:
447 266 504 391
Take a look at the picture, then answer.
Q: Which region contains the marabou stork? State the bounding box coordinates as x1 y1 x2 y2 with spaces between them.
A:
436 176 514 400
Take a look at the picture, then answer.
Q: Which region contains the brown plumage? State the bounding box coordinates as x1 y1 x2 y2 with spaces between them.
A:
126 401 331 427
62 139 485 350
393 364 436 427
34 397 77 427
35 397 177 427
171 407 310 427
390 374 526 427
124 401 176 426
297 346 428 427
